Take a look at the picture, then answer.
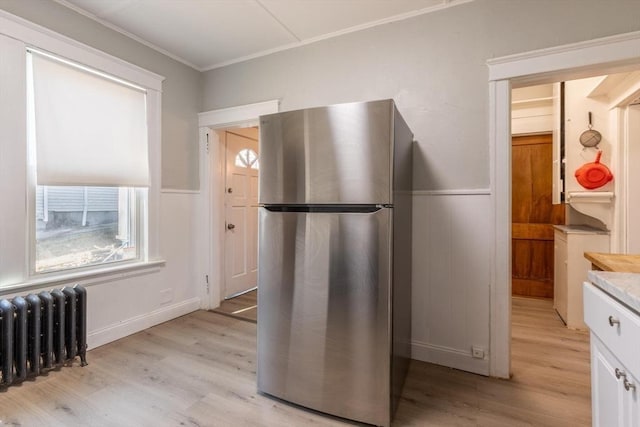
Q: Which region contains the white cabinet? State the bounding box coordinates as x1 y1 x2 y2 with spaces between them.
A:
554 231 568 321
585 283 640 427
554 226 609 329
591 335 640 426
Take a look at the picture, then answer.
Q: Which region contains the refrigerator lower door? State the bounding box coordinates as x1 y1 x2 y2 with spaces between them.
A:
257 207 392 427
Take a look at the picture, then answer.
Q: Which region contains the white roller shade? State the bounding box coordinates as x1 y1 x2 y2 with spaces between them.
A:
29 51 149 187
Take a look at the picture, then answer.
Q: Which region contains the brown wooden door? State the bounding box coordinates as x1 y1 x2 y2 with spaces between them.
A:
512 134 565 298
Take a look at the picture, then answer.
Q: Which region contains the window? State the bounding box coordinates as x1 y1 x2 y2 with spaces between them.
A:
235 148 259 169
27 50 149 274
34 186 141 273
0 19 162 289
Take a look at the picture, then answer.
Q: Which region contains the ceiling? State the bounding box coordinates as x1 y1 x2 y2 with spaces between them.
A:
55 0 471 71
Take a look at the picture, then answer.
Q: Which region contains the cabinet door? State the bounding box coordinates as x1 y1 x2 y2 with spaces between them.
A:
591 336 625 427
567 234 609 329
623 370 640 427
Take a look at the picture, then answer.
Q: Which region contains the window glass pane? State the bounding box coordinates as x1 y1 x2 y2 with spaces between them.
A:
247 149 257 165
235 148 259 169
35 185 137 273
235 154 247 168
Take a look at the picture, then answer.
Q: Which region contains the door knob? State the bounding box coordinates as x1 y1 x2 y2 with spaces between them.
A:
227 188 233 193
227 223 235 230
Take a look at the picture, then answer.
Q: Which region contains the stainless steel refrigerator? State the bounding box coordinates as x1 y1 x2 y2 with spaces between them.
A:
257 99 413 427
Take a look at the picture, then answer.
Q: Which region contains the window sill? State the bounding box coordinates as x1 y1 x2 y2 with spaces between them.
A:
0 259 166 296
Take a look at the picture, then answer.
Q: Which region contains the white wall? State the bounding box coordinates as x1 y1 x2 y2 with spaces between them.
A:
564 77 615 194
627 105 640 252
412 191 491 374
201 0 640 373
0 3 204 351
511 84 554 135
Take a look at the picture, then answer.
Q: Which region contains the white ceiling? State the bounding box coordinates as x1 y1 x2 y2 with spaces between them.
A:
55 0 471 71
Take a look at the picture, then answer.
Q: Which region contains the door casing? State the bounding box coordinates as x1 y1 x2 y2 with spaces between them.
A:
197 100 279 309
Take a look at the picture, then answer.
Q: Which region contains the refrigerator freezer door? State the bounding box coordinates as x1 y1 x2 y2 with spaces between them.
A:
259 100 393 205
257 207 392 426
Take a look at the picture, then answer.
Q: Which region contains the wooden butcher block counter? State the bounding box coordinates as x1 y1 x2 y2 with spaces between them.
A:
584 252 640 273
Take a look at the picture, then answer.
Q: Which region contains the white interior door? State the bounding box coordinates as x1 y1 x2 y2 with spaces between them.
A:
224 128 259 298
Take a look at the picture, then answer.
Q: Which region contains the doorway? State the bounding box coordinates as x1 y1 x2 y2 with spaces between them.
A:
508 72 640 388
197 100 279 312
222 128 259 299
488 32 640 378
509 84 582 393
209 127 260 323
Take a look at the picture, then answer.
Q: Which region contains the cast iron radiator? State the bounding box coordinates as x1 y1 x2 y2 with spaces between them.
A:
0 285 87 387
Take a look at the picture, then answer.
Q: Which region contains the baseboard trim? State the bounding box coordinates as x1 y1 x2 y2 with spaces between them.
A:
411 340 490 376
88 297 201 349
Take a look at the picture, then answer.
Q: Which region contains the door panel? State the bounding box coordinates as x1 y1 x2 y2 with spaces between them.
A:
512 134 565 298
229 206 246 277
250 175 259 203
591 337 625 426
231 173 247 199
248 205 258 275
224 129 259 298
257 207 391 426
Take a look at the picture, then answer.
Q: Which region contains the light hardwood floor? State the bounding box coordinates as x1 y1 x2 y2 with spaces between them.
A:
212 290 257 323
0 297 590 426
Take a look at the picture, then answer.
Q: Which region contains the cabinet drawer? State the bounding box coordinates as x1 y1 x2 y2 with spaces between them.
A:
584 283 640 376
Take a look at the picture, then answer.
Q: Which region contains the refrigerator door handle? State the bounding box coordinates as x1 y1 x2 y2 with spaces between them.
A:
262 204 386 213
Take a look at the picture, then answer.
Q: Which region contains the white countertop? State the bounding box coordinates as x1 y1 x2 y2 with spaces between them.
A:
588 270 640 313
554 225 609 235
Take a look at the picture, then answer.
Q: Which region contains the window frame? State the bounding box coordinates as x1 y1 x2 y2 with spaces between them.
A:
0 10 164 289
26 49 150 277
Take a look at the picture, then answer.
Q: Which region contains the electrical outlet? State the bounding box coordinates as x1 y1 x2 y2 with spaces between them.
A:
472 346 485 359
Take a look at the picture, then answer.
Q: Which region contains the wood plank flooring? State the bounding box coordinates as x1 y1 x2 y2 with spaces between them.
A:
211 289 257 323
0 296 590 426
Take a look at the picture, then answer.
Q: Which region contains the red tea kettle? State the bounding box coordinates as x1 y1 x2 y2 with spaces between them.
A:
575 151 613 190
